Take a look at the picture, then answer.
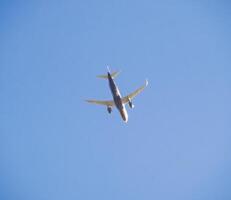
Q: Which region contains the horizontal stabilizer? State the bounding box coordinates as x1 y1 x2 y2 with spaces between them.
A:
97 71 121 79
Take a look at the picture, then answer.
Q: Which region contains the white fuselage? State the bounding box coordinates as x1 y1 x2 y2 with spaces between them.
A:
107 72 128 122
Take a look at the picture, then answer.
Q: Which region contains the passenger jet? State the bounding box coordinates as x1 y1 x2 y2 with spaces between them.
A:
86 69 148 123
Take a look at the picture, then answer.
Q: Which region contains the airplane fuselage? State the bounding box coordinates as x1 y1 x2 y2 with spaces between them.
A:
107 72 128 122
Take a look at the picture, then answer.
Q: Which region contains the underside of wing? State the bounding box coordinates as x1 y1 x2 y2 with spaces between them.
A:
86 99 115 107
122 79 148 104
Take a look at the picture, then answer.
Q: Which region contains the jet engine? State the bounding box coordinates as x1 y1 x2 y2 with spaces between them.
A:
128 98 135 109
107 106 112 114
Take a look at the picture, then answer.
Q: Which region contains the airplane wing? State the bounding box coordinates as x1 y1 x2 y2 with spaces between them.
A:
121 80 148 104
85 99 115 107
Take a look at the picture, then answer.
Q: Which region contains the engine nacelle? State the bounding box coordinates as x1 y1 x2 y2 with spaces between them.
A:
107 106 112 114
128 99 135 109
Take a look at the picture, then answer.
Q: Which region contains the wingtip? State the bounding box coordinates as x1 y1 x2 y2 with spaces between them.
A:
145 79 149 86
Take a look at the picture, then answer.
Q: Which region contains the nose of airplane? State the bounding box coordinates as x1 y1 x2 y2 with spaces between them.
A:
120 109 128 123
123 117 128 123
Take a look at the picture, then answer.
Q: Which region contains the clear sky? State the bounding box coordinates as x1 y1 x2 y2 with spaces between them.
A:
1 1 231 200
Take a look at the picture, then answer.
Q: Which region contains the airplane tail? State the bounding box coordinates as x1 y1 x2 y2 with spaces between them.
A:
97 71 121 79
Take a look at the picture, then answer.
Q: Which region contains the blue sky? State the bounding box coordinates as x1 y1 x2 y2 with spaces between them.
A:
1 1 231 200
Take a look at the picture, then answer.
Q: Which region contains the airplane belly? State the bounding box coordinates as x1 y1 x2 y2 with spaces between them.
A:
119 107 128 123
113 95 128 122
108 76 129 122
113 95 122 109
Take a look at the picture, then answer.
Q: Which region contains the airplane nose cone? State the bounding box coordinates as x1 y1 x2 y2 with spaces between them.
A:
123 117 128 123
120 108 128 123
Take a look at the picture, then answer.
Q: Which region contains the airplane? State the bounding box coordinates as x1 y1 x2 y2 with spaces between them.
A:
86 68 148 123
